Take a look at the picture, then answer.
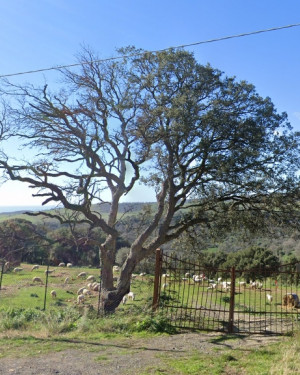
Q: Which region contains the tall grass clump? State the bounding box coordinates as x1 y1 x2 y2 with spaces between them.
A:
270 331 300 375
43 307 82 334
0 307 43 330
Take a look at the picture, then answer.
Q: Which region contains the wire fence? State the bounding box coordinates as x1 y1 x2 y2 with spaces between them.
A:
0 261 154 314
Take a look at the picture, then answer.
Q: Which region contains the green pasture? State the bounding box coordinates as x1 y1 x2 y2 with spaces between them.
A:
0 263 154 311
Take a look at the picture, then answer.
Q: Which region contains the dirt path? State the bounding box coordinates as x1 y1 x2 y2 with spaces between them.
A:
0 332 282 375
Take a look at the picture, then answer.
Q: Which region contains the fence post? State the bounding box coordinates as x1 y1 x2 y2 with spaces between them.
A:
152 248 162 312
228 266 236 333
0 261 4 292
43 264 50 311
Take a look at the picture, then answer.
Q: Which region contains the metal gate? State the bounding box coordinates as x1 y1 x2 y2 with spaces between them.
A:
152 249 300 335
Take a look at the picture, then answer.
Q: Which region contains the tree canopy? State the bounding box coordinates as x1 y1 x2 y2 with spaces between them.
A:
1 47 300 311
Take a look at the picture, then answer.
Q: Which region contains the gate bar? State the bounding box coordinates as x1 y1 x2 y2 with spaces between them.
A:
152 248 162 311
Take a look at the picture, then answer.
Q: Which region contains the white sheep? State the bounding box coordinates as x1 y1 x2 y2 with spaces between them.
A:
77 294 85 304
13 267 23 272
31 265 39 271
251 281 263 289
82 288 91 296
162 283 168 291
193 275 202 283
66 263 73 268
217 277 222 283
4 261 10 271
93 283 100 292
267 294 273 304
207 283 217 290
128 291 135 300
185 272 191 278
222 281 231 291
139 272 146 277
32 276 43 284
58 262 65 267
50 290 57 298
239 281 247 287
86 275 95 282
45 269 55 275
77 287 85 295
122 295 127 304
64 277 70 284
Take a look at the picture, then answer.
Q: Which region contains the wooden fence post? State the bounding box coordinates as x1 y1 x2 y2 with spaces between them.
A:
0 261 4 292
228 266 236 333
152 248 162 312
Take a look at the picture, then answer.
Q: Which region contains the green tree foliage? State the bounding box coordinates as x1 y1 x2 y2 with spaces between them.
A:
0 219 48 265
224 246 280 280
1 47 300 311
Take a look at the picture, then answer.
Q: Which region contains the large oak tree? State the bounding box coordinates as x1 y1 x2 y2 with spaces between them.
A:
1 47 300 312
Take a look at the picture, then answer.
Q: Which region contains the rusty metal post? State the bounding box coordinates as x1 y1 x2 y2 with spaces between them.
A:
228 266 236 333
152 248 162 312
43 264 50 311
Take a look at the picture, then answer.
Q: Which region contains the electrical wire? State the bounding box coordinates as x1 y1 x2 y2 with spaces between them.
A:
0 23 300 79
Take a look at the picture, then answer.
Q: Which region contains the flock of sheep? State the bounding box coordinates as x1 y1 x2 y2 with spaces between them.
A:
162 272 300 308
4 262 139 307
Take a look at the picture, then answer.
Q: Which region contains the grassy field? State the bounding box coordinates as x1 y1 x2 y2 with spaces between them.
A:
0 263 154 312
0 263 299 373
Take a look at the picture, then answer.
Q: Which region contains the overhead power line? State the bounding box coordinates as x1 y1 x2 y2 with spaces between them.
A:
1 23 300 79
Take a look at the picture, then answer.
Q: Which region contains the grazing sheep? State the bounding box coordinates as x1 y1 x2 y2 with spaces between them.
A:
185 272 191 278
239 281 247 288
13 267 23 273
122 295 127 304
4 261 10 271
192 275 202 283
82 288 91 296
77 294 85 304
32 277 43 284
86 275 95 282
50 290 57 298
93 283 100 292
217 277 222 283
77 287 85 295
139 272 146 276
222 281 231 291
162 273 170 279
58 262 65 267
77 272 87 278
31 265 39 271
64 277 70 284
251 281 263 289
128 291 135 301
45 269 55 275
66 263 73 268
266 294 273 304
207 283 217 290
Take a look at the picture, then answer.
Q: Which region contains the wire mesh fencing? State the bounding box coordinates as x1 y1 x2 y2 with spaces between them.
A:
0 261 155 314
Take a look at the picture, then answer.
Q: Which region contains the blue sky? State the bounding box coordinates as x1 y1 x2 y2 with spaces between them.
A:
0 0 300 205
